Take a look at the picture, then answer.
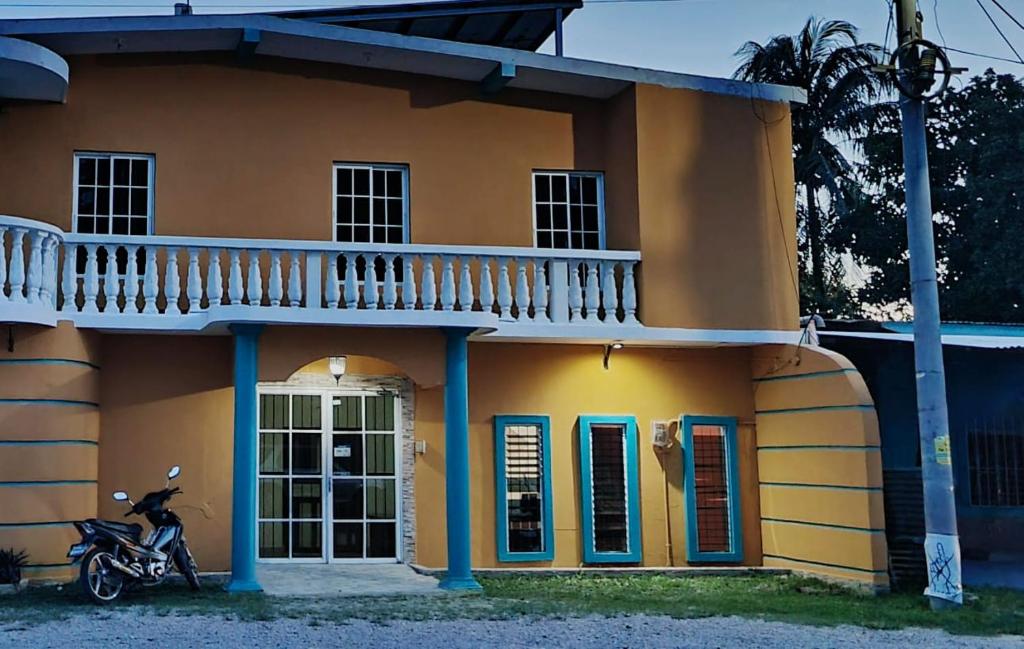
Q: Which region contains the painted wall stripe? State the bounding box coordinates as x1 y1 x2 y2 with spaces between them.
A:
0 440 98 447
24 562 74 569
0 480 96 487
763 553 887 575
0 398 99 408
0 358 99 370
761 517 884 534
0 521 75 529
755 404 873 416
757 445 881 452
760 482 882 492
753 368 856 383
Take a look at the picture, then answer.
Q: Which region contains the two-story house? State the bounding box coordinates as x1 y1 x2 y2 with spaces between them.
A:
0 0 888 592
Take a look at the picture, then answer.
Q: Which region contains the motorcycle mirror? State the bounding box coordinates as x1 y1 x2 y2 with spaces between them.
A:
112 491 129 502
167 465 181 480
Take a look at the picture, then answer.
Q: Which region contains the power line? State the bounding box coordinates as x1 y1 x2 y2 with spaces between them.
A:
932 0 948 49
989 0 1024 34
975 0 1024 64
945 44 1024 66
882 0 895 59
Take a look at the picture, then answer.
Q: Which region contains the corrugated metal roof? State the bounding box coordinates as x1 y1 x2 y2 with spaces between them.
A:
822 330 1024 349
272 0 581 51
821 321 1024 350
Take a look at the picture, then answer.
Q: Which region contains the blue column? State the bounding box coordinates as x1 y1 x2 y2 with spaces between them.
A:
439 327 481 591
226 323 263 593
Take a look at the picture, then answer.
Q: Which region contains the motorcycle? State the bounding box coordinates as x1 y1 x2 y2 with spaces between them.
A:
67 465 200 603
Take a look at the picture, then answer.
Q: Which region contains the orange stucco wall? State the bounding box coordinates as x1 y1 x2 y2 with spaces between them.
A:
751 344 889 589
4 325 886 589
0 323 101 582
0 54 798 332
74 329 762 573
97 335 235 570
633 84 799 330
417 342 763 569
0 54 605 247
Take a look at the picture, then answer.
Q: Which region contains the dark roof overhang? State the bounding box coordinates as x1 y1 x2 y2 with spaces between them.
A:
272 0 581 52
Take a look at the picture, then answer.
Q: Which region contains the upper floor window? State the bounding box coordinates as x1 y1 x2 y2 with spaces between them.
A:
533 171 604 250
334 163 409 244
73 152 154 236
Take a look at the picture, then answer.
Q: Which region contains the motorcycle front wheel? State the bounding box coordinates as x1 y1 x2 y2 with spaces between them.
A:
80 548 125 604
173 540 200 591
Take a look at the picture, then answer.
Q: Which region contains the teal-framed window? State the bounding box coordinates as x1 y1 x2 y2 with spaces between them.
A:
681 415 743 563
494 415 554 562
578 415 641 564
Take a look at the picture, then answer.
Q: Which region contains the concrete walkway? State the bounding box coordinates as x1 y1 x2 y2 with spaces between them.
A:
256 563 442 597
964 554 1024 590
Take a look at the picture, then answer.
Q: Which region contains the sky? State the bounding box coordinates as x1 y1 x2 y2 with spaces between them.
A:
1 0 1023 81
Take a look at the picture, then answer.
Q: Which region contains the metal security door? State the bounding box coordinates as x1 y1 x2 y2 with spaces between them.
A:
256 390 327 562
327 391 402 563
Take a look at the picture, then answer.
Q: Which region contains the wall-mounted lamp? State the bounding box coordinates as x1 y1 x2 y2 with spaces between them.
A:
328 356 347 385
603 341 624 370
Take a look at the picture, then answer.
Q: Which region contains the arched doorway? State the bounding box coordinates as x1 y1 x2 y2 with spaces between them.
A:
255 356 415 565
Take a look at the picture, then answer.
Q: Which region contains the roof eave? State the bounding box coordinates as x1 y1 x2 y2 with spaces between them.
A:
0 14 806 104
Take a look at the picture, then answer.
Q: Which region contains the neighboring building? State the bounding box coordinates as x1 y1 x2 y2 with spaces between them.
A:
0 1 887 591
823 321 1024 589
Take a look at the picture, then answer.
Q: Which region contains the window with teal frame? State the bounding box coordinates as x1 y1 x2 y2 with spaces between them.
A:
578 415 641 564
494 415 554 562
681 415 743 563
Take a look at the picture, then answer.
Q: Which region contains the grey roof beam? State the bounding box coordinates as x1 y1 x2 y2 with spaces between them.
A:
481 60 516 95
236 28 260 63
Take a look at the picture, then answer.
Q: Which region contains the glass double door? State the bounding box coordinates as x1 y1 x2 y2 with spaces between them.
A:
257 388 400 563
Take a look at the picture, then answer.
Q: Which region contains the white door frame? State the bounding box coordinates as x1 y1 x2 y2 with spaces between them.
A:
255 385 403 564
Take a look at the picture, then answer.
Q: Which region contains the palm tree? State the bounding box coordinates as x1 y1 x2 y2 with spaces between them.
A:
734 18 885 314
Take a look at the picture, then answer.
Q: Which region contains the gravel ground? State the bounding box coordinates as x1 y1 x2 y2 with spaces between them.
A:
0 612 1019 648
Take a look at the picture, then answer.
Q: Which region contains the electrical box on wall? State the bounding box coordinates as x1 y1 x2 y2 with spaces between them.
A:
651 420 673 449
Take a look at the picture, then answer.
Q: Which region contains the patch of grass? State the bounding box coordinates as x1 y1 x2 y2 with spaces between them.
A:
479 573 1024 637
1 574 1021 637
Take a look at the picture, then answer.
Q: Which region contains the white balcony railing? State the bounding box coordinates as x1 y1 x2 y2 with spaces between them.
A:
0 216 64 326
1 216 641 332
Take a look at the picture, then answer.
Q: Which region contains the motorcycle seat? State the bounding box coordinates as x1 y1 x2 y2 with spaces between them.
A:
89 519 144 540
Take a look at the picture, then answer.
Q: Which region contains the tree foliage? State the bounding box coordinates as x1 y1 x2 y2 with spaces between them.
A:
841 70 1024 322
734 18 886 317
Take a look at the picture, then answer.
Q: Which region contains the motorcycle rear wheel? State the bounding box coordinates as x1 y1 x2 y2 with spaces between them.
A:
80 548 125 604
173 541 200 591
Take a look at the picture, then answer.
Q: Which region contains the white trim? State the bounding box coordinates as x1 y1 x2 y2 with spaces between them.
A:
476 324 803 347
0 35 67 102
531 170 606 251
1 302 58 327
822 330 1024 350
60 232 641 261
255 386 403 564
331 162 410 245
71 151 155 237
0 213 63 237
62 306 500 333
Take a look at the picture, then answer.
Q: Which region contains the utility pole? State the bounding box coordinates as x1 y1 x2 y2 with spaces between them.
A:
893 0 962 608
